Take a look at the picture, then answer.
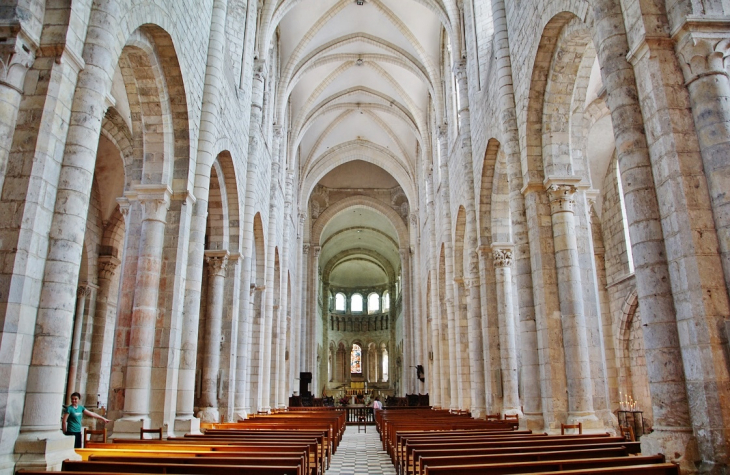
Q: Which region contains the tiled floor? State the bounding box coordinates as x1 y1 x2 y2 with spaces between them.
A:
327 425 397 474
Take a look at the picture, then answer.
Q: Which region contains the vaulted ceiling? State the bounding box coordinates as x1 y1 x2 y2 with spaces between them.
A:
264 0 446 288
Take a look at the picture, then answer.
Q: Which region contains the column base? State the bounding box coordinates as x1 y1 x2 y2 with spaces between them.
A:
13 430 79 472
470 407 486 419
641 426 699 474
173 416 201 436
196 407 220 423
568 411 604 430
523 412 545 431
233 409 248 422
110 416 150 439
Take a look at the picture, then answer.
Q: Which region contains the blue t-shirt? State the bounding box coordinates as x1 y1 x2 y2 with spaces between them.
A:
65 405 85 433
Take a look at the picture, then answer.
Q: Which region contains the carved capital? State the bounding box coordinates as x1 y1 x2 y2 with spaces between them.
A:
0 31 36 93
675 25 730 85
453 60 468 80
437 125 448 141
302 244 310 255
98 255 121 280
546 184 577 214
116 197 131 220
312 245 322 258
77 284 92 298
253 59 268 83
492 247 514 268
131 185 172 223
205 250 230 277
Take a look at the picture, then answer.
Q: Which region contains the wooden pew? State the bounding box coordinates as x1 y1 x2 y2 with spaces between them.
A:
63 460 302 474
420 454 666 475
424 463 680 475
84 441 318 475
415 446 630 475
89 454 306 475
404 438 641 473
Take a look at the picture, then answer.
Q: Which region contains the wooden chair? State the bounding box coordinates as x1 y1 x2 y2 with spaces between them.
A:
561 422 583 434
620 425 636 441
503 414 519 422
83 427 107 446
485 413 501 421
357 414 367 433
140 427 163 440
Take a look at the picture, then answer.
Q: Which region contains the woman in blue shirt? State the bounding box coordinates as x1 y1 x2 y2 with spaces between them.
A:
62 392 110 448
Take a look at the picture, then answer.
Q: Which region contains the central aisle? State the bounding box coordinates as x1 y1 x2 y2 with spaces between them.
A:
326 426 397 475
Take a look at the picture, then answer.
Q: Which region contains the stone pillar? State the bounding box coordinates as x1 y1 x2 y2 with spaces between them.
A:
590 2 698 464
298 243 310 374
67 285 92 402
452 278 470 411
444 243 459 410
424 170 442 407
399 248 413 393
492 245 521 416
545 180 597 426
310 245 321 382
464 277 485 418
0 30 36 193
476 245 494 413
676 29 730 302
198 250 229 422
115 186 171 435
86 255 121 406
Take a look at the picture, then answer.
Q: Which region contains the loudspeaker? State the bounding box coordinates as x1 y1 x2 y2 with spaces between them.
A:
299 372 312 397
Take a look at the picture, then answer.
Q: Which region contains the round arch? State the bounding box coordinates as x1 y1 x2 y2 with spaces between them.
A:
311 195 409 249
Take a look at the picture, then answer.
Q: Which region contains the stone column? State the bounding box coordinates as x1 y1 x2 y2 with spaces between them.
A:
198 250 229 422
452 278 470 411
298 243 310 374
476 245 493 413
86 255 121 406
234 282 257 419
310 245 321 381
492 245 521 416
545 180 597 426
590 2 698 464
67 284 92 402
399 248 413 393
115 185 171 434
464 277 485 418
0 30 36 193
676 28 730 302
423 168 443 407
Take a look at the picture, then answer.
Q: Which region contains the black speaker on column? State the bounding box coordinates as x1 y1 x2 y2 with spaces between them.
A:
299 372 312 397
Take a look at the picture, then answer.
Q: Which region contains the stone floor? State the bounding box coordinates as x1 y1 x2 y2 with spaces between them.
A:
326 425 396 475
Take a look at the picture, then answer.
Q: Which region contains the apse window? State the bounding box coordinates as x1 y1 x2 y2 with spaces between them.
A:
381 347 389 382
351 344 362 374
351 293 363 313
335 292 346 312
383 291 390 311
368 292 380 314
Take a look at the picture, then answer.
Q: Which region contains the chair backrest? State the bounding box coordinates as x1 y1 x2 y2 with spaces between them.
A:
504 414 519 422
620 425 635 441
84 428 107 445
140 427 163 440
560 422 583 435
486 413 501 421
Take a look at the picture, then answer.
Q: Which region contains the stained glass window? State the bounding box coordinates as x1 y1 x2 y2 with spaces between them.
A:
351 344 362 374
